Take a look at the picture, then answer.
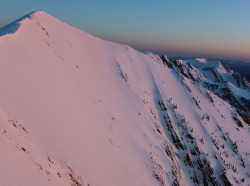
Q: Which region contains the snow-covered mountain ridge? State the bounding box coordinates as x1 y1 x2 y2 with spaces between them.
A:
161 56 250 118
0 11 249 186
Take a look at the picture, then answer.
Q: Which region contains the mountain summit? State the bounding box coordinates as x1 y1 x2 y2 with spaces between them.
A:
0 11 249 186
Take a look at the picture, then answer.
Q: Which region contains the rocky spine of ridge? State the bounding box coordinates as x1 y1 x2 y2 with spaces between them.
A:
160 55 250 122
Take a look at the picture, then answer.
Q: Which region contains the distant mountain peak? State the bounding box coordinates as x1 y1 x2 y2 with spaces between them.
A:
195 58 208 63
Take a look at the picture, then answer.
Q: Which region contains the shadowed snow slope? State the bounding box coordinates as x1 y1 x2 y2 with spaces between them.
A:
0 11 249 186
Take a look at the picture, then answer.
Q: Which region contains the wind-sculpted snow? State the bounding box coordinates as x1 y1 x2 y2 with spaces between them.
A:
0 11 249 186
0 12 35 38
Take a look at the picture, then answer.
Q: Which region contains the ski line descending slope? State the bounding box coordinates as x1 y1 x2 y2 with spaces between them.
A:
0 11 249 186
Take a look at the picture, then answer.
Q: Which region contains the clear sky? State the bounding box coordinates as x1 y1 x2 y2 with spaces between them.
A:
1 0 250 62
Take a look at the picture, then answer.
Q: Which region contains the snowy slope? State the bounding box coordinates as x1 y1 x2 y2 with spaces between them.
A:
0 104 88 186
174 58 250 116
0 11 249 186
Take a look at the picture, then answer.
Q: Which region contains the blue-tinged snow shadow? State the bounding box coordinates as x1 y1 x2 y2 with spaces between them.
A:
0 11 36 37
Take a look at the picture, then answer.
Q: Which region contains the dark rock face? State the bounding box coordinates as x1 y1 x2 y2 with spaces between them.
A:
161 56 250 117
160 55 173 69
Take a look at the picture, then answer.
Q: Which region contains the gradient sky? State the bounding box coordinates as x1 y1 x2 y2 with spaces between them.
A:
1 0 250 62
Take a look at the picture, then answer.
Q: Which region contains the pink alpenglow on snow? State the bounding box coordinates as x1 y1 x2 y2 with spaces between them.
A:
0 11 249 186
